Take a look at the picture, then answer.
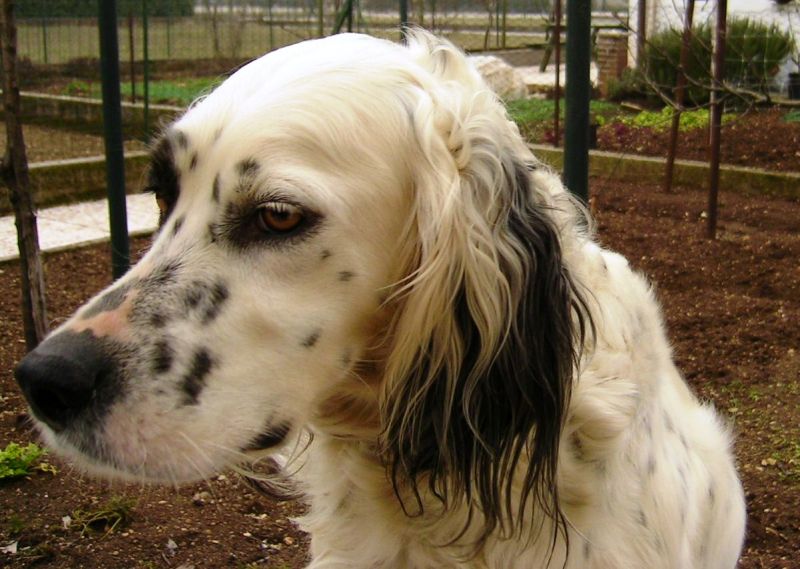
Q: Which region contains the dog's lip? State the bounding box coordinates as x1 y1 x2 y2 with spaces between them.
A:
243 422 292 452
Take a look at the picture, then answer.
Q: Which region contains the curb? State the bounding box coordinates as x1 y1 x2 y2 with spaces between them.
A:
0 152 151 216
530 144 800 200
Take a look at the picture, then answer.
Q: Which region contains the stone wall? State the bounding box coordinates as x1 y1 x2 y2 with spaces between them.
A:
0 152 151 216
18 92 182 136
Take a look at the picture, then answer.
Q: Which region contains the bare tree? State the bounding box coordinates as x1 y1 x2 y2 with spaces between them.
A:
0 0 48 349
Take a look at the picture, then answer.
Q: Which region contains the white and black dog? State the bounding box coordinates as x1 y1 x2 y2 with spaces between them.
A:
15 31 746 568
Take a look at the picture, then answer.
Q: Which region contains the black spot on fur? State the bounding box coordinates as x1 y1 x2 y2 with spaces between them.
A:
320 249 332 260
182 348 213 405
148 261 181 288
201 281 229 324
189 152 198 171
243 423 291 451
212 174 221 203
638 509 648 528
171 216 184 237
81 280 138 319
338 270 355 282
153 340 174 374
174 130 189 150
185 281 205 309
302 329 321 348
236 158 259 178
208 223 218 244
150 312 167 328
583 540 591 560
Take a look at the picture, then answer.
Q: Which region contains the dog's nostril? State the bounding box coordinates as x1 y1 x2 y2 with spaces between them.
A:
14 332 112 433
15 352 98 432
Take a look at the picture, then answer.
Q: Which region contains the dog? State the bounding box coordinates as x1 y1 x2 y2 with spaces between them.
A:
15 31 746 568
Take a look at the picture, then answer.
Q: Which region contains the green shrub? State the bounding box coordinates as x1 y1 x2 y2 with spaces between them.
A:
0 442 54 480
620 106 733 133
644 18 795 104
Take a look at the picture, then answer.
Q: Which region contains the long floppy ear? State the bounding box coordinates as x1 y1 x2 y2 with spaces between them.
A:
380 31 592 544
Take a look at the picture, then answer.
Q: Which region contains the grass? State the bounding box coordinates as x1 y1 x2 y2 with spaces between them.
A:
506 98 622 141
0 442 55 480
71 496 136 537
64 76 222 106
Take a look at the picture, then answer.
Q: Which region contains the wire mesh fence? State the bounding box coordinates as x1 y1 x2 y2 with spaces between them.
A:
11 0 630 143
17 0 629 66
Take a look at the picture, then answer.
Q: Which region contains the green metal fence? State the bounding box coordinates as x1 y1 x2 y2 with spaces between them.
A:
15 0 627 140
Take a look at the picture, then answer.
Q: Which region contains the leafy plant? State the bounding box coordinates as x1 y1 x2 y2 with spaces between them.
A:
72 496 136 537
784 109 800 122
506 98 621 141
0 442 54 480
620 106 733 133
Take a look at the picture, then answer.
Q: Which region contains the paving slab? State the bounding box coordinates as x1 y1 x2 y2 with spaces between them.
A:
0 193 159 263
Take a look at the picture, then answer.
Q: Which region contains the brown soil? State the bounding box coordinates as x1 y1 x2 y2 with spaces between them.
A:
1 177 799 568
596 107 800 173
0 124 146 163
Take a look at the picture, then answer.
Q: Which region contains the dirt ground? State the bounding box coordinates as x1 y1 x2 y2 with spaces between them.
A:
595 107 800 173
1 171 798 567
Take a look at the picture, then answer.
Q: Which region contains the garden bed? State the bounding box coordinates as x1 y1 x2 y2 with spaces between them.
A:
0 176 797 568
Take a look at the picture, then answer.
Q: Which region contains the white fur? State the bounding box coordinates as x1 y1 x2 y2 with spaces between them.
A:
29 31 745 568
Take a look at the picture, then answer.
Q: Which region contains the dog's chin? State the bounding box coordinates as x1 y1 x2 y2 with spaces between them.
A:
37 419 294 485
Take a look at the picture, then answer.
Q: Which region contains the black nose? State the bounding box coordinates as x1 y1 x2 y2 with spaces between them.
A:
14 330 114 432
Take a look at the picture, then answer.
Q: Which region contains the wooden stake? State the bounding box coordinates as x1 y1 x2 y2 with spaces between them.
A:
0 0 49 350
707 0 727 239
663 0 695 193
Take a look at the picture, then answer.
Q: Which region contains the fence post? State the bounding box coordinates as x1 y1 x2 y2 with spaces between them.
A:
400 0 409 39
563 0 592 203
317 0 324 37
142 0 150 141
707 0 726 240
128 10 136 103
98 0 130 279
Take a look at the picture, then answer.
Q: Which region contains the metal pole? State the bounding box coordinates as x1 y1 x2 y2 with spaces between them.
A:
501 0 507 48
707 0 726 239
98 0 129 279
143 0 150 141
563 0 592 203
268 0 274 51
400 0 409 40
663 0 694 193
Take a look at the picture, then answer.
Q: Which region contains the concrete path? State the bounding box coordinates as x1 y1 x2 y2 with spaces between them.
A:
0 194 159 263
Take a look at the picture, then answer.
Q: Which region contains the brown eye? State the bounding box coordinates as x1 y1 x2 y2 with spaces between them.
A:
256 202 304 234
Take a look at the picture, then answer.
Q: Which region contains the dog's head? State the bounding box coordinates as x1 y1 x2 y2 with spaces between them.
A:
16 31 589 535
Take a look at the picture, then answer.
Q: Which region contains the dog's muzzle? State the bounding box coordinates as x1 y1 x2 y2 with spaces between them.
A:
15 330 121 433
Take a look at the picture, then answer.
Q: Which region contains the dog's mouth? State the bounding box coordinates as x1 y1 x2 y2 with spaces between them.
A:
243 422 292 452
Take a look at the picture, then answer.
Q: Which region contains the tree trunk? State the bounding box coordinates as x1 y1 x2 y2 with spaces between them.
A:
1 0 48 350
